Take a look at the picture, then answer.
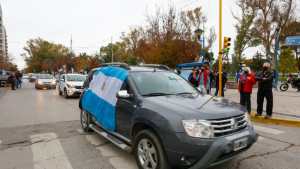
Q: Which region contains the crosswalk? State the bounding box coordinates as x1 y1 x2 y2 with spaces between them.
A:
30 133 73 169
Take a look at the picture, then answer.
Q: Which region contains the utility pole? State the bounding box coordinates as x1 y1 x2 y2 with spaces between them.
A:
70 35 73 53
111 36 114 63
218 0 223 97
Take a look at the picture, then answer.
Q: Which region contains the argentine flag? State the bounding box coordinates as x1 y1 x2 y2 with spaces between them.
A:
81 66 128 131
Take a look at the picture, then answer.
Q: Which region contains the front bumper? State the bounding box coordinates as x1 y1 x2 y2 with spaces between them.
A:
35 83 56 89
67 88 83 96
164 126 257 169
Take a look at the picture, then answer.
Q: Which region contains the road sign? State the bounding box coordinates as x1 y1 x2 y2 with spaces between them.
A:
285 36 300 46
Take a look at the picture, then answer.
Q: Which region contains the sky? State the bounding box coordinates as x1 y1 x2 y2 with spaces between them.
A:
0 0 298 69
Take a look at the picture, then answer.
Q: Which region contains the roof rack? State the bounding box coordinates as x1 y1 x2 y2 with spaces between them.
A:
99 62 130 70
139 64 171 71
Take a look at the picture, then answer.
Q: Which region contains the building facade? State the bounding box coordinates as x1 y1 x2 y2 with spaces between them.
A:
0 3 8 69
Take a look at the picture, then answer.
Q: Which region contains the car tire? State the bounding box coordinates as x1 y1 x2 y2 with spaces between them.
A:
134 130 170 169
80 110 92 132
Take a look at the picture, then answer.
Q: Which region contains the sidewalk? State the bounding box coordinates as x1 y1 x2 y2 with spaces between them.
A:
214 88 300 127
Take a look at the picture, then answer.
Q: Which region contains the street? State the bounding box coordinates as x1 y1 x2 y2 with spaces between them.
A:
0 81 300 169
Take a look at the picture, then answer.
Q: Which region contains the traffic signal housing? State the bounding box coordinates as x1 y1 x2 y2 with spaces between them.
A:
223 37 231 53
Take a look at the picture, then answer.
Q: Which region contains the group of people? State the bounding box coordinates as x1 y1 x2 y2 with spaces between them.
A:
7 71 23 90
188 64 227 96
238 62 274 118
187 62 274 119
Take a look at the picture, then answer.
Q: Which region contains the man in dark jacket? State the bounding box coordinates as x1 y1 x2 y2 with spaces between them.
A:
188 67 200 88
8 72 16 90
256 62 273 119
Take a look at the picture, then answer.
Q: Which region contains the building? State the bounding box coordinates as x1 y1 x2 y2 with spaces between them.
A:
0 3 8 69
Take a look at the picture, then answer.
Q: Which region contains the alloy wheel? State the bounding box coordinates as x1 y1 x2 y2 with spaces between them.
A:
137 138 158 169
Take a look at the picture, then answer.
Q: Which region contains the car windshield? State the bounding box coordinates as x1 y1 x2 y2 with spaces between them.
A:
130 71 198 96
66 75 86 82
37 74 53 79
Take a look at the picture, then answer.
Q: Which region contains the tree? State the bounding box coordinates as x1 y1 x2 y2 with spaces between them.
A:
24 38 71 72
99 6 208 68
251 0 294 63
279 48 297 75
233 0 259 64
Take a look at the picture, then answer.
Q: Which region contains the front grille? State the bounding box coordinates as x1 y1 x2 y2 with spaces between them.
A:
75 86 83 89
209 114 247 137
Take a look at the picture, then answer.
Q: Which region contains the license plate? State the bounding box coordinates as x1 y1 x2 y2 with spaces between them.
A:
233 137 248 151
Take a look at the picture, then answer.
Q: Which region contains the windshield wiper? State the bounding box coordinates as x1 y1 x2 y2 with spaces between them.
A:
176 92 194 95
142 92 174 97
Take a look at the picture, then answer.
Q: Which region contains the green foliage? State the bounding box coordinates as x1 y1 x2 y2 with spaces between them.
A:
24 38 101 73
279 48 297 74
24 38 71 73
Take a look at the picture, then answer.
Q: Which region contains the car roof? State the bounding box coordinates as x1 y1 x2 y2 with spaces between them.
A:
128 66 168 72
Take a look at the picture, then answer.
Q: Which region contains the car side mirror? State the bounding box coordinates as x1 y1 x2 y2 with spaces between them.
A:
117 90 131 99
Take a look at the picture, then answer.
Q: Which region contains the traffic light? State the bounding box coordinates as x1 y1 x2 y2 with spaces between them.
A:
223 37 231 53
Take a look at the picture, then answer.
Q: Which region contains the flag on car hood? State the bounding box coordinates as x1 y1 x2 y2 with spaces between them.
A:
81 66 128 131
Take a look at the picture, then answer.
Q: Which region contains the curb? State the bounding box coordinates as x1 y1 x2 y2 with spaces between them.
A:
250 113 300 128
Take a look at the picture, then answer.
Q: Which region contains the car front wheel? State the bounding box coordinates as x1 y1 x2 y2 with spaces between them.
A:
134 130 170 169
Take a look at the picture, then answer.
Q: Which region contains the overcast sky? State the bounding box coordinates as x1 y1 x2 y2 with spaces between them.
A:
0 0 298 69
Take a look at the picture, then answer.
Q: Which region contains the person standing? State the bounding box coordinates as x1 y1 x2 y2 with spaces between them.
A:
256 63 273 119
7 72 16 90
238 67 256 114
198 65 210 94
214 71 227 97
188 67 199 88
15 71 23 88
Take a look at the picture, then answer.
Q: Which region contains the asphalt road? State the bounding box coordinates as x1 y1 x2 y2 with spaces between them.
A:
0 81 300 169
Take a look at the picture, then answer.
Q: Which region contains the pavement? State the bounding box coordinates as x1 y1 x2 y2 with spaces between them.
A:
0 81 300 169
220 88 300 124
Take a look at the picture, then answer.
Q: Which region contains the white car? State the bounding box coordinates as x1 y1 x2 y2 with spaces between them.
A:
58 74 87 98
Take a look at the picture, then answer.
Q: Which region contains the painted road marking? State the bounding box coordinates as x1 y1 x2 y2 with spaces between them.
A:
30 133 73 169
254 125 284 135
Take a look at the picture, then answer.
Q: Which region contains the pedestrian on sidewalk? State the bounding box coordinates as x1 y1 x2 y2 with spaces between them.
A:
238 67 256 114
198 65 210 94
256 62 273 119
214 71 227 97
7 72 17 90
188 67 200 88
15 71 23 88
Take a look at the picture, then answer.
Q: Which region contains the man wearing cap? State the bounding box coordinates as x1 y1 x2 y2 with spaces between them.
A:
256 63 273 119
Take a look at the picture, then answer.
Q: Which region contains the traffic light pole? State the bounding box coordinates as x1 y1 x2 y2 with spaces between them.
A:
218 0 223 97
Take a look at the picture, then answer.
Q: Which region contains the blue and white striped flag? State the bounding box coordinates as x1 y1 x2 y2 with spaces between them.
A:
81 66 128 131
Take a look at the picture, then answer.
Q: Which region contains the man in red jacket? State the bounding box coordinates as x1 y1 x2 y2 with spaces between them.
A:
238 67 256 114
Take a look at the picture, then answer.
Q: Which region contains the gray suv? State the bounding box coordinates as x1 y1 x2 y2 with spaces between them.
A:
79 63 257 169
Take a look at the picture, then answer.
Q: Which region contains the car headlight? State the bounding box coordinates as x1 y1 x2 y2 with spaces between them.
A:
37 80 43 85
245 113 252 126
51 79 56 84
182 120 214 138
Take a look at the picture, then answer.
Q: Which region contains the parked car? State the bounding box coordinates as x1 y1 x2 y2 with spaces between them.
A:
58 73 87 98
0 69 10 87
79 63 257 169
35 74 56 89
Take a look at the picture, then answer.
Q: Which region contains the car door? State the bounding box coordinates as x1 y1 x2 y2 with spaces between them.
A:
116 80 137 139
